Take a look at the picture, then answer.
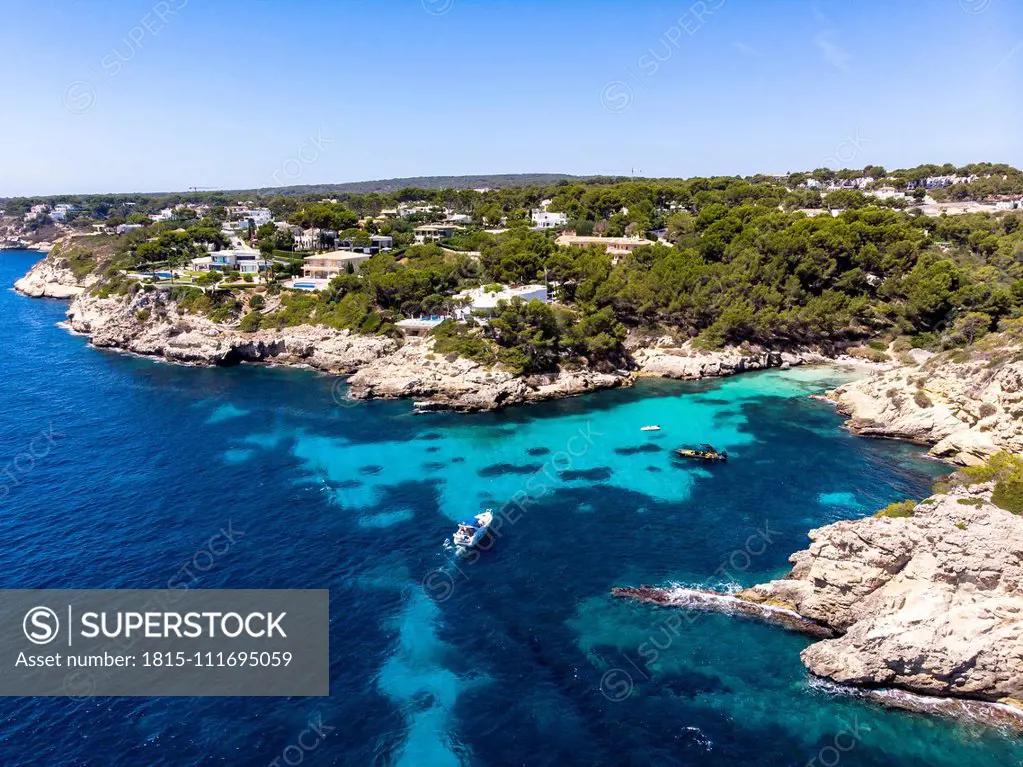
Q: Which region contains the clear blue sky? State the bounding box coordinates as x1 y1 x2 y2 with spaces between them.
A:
1 0 1020 196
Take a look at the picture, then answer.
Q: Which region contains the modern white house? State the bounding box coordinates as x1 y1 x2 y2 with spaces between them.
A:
301 251 374 281
190 251 268 273
116 223 144 235
337 234 394 254
454 284 548 317
50 203 77 222
531 209 569 229
396 317 447 336
414 224 459 244
236 208 272 228
398 204 439 217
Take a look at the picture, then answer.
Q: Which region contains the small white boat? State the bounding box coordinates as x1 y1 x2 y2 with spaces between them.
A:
640 425 661 432
453 510 493 550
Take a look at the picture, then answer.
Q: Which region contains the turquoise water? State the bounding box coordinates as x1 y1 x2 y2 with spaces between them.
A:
1 249 1021 765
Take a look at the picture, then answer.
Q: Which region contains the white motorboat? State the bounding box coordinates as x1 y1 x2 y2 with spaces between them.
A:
640 425 661 432
453 510 493 549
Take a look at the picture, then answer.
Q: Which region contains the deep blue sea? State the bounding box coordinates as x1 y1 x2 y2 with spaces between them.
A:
1 249 1022 766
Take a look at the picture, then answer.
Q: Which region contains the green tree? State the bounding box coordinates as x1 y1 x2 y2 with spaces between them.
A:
488 298 561 374
948 312 992 346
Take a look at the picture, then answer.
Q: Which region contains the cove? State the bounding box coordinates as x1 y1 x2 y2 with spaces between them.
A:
1 250 1021 766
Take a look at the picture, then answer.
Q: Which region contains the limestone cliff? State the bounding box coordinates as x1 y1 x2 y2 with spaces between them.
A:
740 486 1023 703
630 338 830 380
347 337 629 411
615 482 1023 728
829 326 1023 465
13 240 91 298
65 289 396 373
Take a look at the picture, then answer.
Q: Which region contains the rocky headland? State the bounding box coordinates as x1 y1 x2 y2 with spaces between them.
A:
13 250 93 298
615 478 1023 731
828 327 1023 465
65 289 397 372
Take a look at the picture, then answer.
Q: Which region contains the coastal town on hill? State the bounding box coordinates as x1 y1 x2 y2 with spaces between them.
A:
3 163 1023 339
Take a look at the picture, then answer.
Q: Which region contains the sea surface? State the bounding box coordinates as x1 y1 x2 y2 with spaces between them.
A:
1 249 1021 766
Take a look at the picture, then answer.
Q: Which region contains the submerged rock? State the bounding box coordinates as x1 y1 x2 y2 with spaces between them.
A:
611 585 836 638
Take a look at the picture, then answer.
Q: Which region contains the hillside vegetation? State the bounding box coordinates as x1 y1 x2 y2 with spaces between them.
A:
32 171 1023 376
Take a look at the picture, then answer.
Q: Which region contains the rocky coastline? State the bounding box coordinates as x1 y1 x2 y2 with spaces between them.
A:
13 251 838 412
13 252 91 299
827 334 1023 466
629 336 832 380
63 288 398 374
614 483 1023 732
18 248 1023 733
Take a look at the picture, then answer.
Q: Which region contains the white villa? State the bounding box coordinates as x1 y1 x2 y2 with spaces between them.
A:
531 209 569 229
236 208 272 228
531 198 569 229
454 284 548 317
301 251 374 281
337 234 394 254
190 251 268 274
50 203 77 222
414 224 459 244
25 204 49 221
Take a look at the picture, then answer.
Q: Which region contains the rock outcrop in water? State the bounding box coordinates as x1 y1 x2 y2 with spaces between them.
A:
828 325 1023 465
614 483 1023 729
13 250 91 298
